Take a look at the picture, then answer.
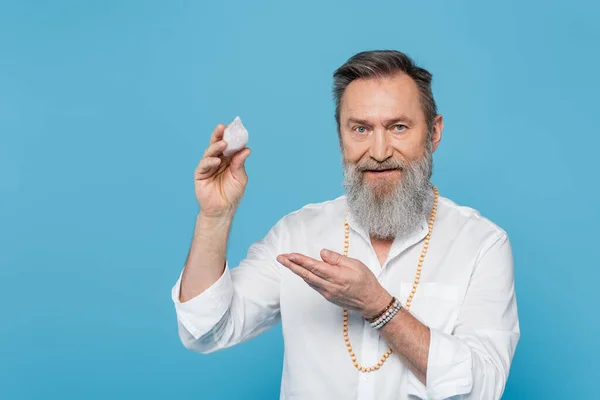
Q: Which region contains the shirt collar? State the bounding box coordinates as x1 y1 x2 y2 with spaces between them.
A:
388 216 429 262
346 208 370 244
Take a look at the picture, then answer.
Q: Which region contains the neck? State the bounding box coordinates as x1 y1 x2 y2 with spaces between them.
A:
370 235 394 267
371 235 394 246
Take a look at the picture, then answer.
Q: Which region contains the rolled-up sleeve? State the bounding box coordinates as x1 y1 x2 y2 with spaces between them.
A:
425 234 520 399
171 263 234 340
171 219 284 354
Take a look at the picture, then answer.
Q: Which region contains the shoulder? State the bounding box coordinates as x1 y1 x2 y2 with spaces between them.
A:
267 196 347 238
278 195 347 225
436 195 509 247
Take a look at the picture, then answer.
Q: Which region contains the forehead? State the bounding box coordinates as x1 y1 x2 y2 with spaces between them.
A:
340 73 424 122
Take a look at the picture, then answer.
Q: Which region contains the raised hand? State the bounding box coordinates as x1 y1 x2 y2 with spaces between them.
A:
194 123 251 218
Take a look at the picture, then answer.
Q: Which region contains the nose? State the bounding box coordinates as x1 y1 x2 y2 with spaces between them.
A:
369 128 393 162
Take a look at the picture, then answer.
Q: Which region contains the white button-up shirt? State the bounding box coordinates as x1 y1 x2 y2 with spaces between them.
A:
171 195 520 400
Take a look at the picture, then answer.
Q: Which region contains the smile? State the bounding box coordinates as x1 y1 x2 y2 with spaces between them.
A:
364 169 401 177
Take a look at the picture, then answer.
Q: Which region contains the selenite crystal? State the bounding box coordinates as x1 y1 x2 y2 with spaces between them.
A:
223 116 248 157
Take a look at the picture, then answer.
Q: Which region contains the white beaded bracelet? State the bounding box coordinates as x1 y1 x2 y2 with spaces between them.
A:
371 300 402 330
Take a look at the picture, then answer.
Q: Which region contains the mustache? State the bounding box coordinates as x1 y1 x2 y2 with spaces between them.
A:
354 158 406 173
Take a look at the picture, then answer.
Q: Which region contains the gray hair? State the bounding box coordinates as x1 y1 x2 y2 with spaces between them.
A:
333 50 437 133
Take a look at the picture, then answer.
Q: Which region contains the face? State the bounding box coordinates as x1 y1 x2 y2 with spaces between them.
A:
339 73 443 196
339 73 444 239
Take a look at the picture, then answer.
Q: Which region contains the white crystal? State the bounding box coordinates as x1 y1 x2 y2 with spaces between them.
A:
223 116 249 157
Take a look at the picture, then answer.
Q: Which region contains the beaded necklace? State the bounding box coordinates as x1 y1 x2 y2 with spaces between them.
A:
342 186 439 373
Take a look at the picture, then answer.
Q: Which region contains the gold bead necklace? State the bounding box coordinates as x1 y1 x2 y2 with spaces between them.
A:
342 186 439 373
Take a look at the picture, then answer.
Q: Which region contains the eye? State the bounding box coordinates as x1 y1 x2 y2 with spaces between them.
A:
353 126 369 134
393 124 407 132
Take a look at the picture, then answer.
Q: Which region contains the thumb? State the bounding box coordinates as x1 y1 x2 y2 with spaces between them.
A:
320 248 347 266
230 148 251 180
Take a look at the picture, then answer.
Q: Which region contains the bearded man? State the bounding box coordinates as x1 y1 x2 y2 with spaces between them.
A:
171 50 520 400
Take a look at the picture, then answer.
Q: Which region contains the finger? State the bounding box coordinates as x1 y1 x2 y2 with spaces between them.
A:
320 249 349 267
204 140 227 158
195 157 222 179
285 253 335 280
209 124 226 145
277 255 331 289
230 148 251 180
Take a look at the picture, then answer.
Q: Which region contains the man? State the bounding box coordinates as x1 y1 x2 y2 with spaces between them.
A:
171 50 520 399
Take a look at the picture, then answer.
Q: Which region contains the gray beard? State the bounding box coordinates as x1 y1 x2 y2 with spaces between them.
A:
343 143 434 240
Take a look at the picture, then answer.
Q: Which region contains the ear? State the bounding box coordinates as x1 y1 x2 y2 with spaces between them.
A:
431 114 444 153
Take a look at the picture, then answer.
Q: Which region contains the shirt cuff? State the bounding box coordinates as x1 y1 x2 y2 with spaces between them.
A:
425 328 473 399
171 262 234 340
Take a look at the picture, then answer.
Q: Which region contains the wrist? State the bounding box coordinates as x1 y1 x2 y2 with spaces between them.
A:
361 289 394 320
197 209 235 226
371 297 402 330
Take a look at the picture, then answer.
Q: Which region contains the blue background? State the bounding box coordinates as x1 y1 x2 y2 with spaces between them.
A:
1 0 598 399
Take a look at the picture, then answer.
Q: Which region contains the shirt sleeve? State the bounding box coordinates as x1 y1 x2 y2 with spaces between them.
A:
424 233 520 400
171 219 284 354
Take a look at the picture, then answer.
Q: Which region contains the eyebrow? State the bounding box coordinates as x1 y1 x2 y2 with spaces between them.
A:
346 116 415 127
